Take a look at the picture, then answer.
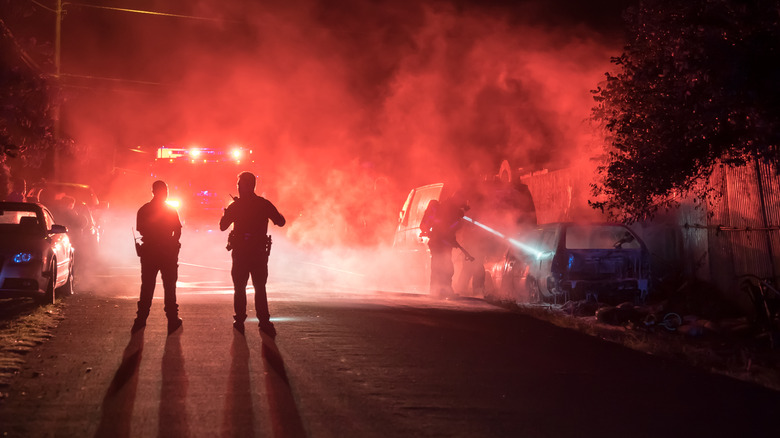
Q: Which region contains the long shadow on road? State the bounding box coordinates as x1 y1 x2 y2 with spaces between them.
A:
222 332 255 437
95 330 144 438
160 331 190 437
260 331 307 438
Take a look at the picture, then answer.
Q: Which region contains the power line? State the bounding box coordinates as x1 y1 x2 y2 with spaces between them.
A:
67 1 236 23
0 18 44 73
26 0 57 13
59 72 161 86
20 0 236 23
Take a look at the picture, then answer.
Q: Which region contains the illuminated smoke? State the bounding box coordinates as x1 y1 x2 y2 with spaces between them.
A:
47 0 623 293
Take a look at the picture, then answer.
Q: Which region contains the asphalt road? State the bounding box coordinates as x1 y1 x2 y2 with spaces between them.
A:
1 257 780 437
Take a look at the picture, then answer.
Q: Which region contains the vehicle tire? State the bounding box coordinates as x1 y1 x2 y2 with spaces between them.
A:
56 261 74 297
38 260 56 306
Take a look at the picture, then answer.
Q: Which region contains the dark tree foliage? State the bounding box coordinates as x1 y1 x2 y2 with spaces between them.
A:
0 16 61 170
0 64 57 166
591 0 780 222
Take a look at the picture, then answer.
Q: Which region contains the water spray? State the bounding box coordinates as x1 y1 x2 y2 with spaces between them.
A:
462 216 542 258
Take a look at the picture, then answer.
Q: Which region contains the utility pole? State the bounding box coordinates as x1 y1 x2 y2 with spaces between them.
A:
52 0 63 180
55 0 61 79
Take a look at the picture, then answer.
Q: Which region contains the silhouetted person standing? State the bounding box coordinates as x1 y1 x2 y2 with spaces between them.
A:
220 171 286 337
133 180 183 335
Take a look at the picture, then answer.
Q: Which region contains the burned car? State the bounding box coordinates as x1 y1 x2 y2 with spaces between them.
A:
487 222 650 304
0 202 75 305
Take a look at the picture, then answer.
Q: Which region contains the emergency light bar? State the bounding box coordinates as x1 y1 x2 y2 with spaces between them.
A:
155 146 250 163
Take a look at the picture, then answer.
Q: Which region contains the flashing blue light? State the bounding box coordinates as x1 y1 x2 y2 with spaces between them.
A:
568 254 575 270
13 253 33 263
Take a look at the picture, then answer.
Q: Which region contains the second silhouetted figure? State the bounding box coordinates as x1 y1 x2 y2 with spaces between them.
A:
220 171 285 337
133 180 182 335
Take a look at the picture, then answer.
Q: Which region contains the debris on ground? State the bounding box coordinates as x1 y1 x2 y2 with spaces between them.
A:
488 296 780 392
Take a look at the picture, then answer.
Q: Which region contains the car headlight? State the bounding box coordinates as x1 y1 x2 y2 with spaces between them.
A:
13 252 34 263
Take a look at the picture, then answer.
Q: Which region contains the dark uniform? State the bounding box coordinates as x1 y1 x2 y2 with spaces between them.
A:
420 197 469 298
135 195 182 331
220 192 285 332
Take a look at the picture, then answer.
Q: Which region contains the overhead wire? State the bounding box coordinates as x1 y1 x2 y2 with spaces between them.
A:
0 18 44 73
25 0 57 13
66 1 237 23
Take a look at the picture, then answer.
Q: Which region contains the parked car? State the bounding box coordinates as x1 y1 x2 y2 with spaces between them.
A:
0 202 75 305
27 181 106 211
27 181 105 264
486 222 651 304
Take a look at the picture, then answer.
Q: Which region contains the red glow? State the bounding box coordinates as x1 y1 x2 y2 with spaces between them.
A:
53 1 620 249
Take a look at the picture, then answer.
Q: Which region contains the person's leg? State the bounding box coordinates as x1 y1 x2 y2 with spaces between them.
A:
442 252 455 297
430 247 455 298
248 248 274 336
161 256 179 317
430 248 447 297
161 254 181 333
134 256 158 330
231 251 250 324
248 254 270 320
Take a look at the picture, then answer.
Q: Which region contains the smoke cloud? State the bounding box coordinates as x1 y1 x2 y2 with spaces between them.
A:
47 0 625 293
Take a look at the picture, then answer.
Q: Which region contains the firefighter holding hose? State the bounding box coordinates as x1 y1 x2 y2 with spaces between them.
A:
420 192 473 299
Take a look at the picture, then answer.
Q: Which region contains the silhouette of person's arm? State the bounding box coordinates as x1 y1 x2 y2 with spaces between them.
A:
172 211 182 242
136 207 147 238
219 203 234 232
268 202 285 227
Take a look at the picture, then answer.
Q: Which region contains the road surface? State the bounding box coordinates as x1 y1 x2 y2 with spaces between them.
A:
1 235 779 437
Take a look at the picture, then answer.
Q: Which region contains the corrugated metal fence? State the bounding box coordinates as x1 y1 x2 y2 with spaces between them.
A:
699 160 780 305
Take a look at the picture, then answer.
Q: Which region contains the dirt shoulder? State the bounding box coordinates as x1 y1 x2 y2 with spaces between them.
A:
493 300 780 392
0 299 65 393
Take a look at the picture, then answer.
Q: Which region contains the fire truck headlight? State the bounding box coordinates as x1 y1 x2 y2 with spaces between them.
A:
231 149 242 160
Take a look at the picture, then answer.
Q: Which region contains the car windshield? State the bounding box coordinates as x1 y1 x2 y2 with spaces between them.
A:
0 208 41 235
565 225 641 250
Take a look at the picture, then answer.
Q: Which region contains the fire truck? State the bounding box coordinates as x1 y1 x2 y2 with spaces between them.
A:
150 145 253 230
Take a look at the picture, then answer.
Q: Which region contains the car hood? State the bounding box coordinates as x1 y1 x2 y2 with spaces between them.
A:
0 234 48 253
